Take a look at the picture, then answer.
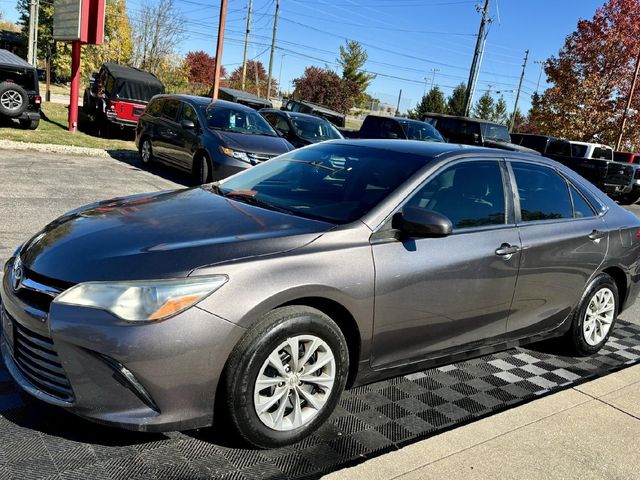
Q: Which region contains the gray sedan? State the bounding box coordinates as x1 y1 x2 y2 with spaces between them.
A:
1 140 639 448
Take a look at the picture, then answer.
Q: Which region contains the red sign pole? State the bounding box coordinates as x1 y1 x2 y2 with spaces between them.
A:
68 40 81 132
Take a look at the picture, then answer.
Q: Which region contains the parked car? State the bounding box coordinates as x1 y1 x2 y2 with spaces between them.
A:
614 151 640 164
0 49 41 129
3 141 639 448
218 87 272 110
135 95 294 183
260 109 343 148
84 63 165 136
510 133 633 197
339 115 444 142
281 99 346 127
424 113 536 153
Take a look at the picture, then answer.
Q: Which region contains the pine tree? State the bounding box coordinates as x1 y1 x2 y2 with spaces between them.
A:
446 82 467 116
473 92 495 120
409 86 446 119
337 40 376 108
493 96 508 124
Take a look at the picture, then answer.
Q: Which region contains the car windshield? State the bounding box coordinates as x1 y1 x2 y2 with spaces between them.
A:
481 123 511 142
218 143 429 224
290 116 343 141
204 105 278 136
399 121 444 142
571 143 588 158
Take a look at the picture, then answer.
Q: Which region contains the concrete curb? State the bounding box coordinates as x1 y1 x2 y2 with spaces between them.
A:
0 139 137 159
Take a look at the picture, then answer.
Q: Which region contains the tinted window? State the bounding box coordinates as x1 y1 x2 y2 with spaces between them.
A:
512 163 573 221
480 122 511 142
405 161 506 229
547 140 571 156
179 103 199 125
399 121 444 142
591 147 613 160
571 143 588 157
204 105 278 136
162 99 180 121
614 152 631 163
569 184 596 218
434 118 481 144
219 144 428 224
290 116 342 141
146 98 162 116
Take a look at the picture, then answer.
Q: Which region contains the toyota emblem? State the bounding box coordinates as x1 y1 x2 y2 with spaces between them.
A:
12 257 23 292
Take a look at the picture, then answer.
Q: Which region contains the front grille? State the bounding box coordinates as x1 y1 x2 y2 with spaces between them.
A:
247 152 275 164
10 314 74 402
13 266 69 314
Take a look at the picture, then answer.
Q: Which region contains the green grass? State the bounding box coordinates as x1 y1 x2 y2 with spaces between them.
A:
38 82 74 96
0 103 137 151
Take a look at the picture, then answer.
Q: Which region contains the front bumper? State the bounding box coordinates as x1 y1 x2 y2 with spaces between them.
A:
1 258 245 432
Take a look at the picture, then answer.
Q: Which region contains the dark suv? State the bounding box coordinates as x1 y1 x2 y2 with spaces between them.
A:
0 49 41 129
260 109 343 148
135 95 294 183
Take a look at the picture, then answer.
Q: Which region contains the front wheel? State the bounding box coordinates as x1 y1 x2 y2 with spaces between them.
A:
139 138 154 165
224 306 349 448
565 273 618 355
194 152 213 184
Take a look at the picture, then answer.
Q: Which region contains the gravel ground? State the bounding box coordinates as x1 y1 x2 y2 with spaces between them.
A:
0 148 638 326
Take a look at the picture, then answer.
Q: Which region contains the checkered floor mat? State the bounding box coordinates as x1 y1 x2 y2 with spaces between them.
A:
1 322 640 480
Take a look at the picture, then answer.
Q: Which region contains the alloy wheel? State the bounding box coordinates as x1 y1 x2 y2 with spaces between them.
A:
253 335 336 431
583 287 615 346
141 140 151 163
1 90 23 111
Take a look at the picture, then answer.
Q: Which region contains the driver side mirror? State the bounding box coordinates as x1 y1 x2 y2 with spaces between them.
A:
392 207 452 238
181 119 195 130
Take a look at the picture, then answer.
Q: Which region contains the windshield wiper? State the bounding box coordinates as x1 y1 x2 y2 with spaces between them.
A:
224 191 294 214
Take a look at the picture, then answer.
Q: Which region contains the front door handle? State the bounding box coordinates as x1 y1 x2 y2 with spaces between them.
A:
588 230 606 241
495 243 520 258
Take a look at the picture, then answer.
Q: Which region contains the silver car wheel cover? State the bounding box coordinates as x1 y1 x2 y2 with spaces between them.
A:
141 141 151 163
1 90 23 111
253 334 336 432
583 287 615 346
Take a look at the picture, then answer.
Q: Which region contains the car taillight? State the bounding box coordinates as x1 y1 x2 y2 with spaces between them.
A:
109 104 116 112
34 95 41 104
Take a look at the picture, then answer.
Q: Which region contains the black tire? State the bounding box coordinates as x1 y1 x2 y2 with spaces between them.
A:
139 137 154 165
565 273 619 356
19 118 39 130
224 306 349 448
619 192 640 205
0 82 29 118
193 151 213 184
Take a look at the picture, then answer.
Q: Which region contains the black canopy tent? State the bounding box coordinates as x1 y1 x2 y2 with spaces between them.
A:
101 63 165 103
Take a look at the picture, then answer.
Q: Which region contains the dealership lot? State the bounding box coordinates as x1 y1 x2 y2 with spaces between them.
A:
1 150 640 479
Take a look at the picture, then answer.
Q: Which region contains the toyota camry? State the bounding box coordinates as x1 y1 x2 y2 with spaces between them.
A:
1 140 639 448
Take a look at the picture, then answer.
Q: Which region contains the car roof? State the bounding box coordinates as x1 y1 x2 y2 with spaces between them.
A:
326 139 541 160
0 49 34 69
153 95 257 111
570 140 611 148
422 112 503 126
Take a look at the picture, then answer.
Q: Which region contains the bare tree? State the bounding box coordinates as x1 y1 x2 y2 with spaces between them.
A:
132 0 183 75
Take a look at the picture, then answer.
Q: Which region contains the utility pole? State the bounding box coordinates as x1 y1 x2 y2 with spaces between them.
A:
534 60 545 93
241 0 252 91
395 89 402 116
266 0 280 99
27 0 36 65
509 49 529 132
616 48 640 151
33 0 39 65
212 0 228 100
464 0 490 116
278 53 286 96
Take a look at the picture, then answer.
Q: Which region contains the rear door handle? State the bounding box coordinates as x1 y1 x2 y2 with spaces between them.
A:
495 243 520 258
588 230 606 241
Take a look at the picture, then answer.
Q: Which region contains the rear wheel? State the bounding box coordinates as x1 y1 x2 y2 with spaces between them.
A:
19 118 39 130
224 306 349 448
619 192 640 205
139 138 154 165
565 273 618 355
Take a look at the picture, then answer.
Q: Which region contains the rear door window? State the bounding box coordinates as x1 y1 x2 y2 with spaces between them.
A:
511 162 573 222
569 184 596 218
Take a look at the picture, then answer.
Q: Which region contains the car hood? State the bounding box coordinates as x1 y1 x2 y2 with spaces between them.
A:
214 130 293 155
20 187 333 284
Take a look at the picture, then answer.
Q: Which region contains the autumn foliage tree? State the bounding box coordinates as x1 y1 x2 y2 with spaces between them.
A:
535 0 640 149
185 51 226 86
292 66 359 114
226 60 276 97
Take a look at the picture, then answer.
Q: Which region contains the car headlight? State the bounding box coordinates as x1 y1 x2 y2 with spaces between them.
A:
53 275 228 322
220 146 250 163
